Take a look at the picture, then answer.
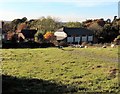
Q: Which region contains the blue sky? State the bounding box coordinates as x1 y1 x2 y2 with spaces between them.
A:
0 0 119 22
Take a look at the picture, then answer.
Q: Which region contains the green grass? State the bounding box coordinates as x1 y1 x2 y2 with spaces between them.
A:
2 47 119 93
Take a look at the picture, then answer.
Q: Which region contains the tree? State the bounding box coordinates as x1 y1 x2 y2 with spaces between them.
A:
101 18 120 43
6 31 15 41
106 19 111 24
113 16 117 22
87 22 104 43
114 35 120 44
21 17 27 22
2 22 13 33
17 23 27 30
44 31 56 43
9 17 28 31
44 31 54 40
28 16 61 33
34 30 44 43
64 22 81 28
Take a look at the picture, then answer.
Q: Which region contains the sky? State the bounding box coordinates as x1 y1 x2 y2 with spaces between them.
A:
0 0 119 22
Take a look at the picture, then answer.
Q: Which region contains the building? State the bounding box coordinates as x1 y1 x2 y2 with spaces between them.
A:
16 29 37 42
2 29 37 43
55 27 96 44
21 29 37 39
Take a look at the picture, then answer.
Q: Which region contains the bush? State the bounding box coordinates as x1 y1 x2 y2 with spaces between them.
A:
81 42 88 46
93 43 103 47
59 41 68 47
86 43 93 46
114 35 120 45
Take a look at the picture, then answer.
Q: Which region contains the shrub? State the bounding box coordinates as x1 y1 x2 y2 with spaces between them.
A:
58 41 68 47
81 42 88 46
114 35 120 45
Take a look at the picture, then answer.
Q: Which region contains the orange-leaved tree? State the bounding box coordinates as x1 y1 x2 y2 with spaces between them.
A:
44 31 54 40
44 31 55 43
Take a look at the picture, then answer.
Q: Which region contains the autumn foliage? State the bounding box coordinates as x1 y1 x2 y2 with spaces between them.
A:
44 32 54 40
7 31 15 40
17 23 27 30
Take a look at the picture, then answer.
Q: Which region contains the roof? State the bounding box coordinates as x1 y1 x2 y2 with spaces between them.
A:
54 30 67 40
21 29 37 38
63 27 94 35
56 28 64 32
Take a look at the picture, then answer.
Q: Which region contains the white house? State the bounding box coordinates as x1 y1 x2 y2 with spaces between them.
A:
55 27 95 44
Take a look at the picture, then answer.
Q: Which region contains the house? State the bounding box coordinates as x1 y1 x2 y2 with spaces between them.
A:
17 29 37 42
2 28 37 43
55 27 96 44
21 29 37 39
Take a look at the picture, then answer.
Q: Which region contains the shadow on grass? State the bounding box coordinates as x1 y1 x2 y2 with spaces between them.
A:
2 42 55 48
2 75 116 94
2 74 78 94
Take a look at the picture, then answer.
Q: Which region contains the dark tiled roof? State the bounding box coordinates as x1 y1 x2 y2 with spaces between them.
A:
63 27 94 35
21 29 37 38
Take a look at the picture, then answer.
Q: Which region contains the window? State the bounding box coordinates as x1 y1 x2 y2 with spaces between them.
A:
67 37 73 43
82 35 87 42
88 35 93 41
2 35 5 39
75 37 80 42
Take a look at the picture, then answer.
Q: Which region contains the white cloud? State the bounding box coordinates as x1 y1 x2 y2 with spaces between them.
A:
0 9 85 22
0 9 36 21
0 0 119 2
0 10 115 22
0 0 119 3
42 13 114 22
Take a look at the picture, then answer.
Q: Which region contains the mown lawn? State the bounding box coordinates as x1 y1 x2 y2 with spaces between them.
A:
2 47 120 93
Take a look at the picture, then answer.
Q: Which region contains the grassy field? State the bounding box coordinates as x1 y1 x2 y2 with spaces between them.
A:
2 47 120 93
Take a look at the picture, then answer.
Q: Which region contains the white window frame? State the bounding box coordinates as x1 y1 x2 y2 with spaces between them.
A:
82 35 87 42
75 37 81 42
88 35 93 41
67 37 73 43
